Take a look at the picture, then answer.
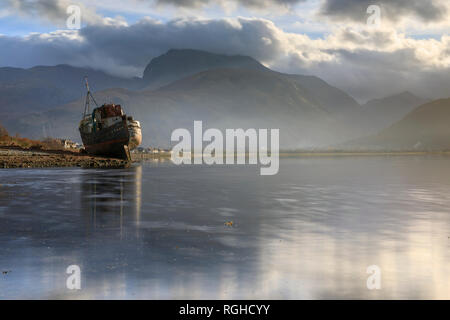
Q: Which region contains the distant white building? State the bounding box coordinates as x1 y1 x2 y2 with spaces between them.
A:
59 139 77 149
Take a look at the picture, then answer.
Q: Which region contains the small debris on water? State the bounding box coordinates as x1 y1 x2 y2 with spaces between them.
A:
2 270 11 275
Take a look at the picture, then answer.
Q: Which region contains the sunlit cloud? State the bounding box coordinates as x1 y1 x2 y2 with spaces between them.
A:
0 1 448 101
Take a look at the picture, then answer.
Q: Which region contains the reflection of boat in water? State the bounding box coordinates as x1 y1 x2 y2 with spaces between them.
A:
79 77 142 160
80 165 143 236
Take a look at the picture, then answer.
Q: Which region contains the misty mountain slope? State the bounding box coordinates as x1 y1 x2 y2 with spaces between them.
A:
142 49 361 116
346 98 450 150
0 64 142 118
361 91 428 130
15 68 344 149
338 91 428 138
159 68 329 116
0 67 30 83
284 74 361 115
143 49 269 89
1 49 358 118
0 79 70 116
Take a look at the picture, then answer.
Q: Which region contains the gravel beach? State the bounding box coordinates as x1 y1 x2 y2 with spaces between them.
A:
0 147 130 168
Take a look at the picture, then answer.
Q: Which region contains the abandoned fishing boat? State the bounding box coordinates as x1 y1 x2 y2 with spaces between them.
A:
79 77 142 160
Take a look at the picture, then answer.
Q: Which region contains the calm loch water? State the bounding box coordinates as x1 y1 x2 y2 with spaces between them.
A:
0 156 449 299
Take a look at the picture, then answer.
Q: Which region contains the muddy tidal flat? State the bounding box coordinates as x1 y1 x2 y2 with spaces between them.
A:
0 148 130 168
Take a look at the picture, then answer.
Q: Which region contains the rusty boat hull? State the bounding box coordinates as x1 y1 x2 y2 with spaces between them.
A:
80 119 132 160
78 79 142 161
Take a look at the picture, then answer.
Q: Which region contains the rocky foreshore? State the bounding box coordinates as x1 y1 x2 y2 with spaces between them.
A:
0 147 130 169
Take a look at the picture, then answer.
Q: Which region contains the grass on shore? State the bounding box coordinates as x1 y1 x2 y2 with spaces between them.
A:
0 133 66 151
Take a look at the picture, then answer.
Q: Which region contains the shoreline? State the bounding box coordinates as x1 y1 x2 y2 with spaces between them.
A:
2 147 450 169
0 147 130 169
279 150 450 157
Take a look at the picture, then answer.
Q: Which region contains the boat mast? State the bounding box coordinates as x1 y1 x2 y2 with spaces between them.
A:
83 76 98 118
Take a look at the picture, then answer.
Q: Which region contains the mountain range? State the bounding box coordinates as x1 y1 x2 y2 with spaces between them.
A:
10 67 345 148
0 64 142 117
358 91 429 134
142 49 269 89
347 98 450 150
0 48 448 150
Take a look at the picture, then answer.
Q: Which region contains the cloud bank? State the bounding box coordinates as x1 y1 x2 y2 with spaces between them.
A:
0 3 449 101
2 0 102 25
154 0 450 26
320 0 448 24
154 0 305 9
